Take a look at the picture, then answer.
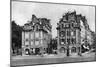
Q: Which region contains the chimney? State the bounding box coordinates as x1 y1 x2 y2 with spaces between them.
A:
32 14 36 21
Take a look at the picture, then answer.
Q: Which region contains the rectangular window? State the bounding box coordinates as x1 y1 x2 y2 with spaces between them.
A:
67 38 70 45
71 38 74 44
25 32 29 39
71 31 74 36
31 41 34 45
35 32 39 38
65 24 69 27
70 30 76 36
40 31 43 39
71 38 76 44
67 30 70 36
74 31 76 36
25 41 29 46
60 39 65 45
22 32 24 45
72 23 74 27
62 24 64 28
40 40 43 45
31 32 34 39
43 33 47 40
35 41 39 46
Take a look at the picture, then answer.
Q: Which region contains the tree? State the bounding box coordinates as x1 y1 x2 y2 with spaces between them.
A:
11 21 23 55
91 31 96 50
47 38 58 54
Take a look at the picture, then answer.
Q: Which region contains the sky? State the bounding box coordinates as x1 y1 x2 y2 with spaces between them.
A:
12 1 95 38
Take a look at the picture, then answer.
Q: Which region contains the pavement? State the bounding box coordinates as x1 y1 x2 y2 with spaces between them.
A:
11 53 66 60
11 52 96 66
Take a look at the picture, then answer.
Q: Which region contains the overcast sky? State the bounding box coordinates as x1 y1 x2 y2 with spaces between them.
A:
12 1 95 38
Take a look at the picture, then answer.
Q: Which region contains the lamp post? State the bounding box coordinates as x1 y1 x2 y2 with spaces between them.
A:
66 42 70 56
67 46 69 56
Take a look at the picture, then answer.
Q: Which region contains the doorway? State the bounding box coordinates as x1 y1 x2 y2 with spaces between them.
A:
35 48 40 55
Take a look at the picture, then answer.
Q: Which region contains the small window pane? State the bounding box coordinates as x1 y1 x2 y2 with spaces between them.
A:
35 41 39 46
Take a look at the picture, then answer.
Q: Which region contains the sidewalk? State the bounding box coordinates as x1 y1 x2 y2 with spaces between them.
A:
11 53 66 60
11 52 95 60
11 53 96 66
44 53 66 58
82 52 95 57
69 53 81 58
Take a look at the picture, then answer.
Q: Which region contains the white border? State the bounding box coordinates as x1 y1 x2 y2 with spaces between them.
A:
0 0 99 67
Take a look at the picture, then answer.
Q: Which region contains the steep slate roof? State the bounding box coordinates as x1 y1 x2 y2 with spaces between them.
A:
23 14 51 33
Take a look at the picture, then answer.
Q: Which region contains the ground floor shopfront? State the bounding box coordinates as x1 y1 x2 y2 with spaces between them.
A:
58 45 81 56
22 46 81 56
22 47 47 55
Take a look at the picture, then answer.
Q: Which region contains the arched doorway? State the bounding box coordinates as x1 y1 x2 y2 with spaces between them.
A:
71 47 76 53
25 48 30 55
35 48 40 55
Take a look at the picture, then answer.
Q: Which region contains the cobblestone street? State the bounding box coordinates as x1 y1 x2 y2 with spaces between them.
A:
11 52 96 66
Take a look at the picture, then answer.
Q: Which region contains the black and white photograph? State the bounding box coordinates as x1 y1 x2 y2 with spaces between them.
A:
11 0 96 66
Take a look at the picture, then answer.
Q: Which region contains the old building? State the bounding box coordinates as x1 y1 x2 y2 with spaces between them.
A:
22 15 52 55
56 11 92 56
80 16 93 51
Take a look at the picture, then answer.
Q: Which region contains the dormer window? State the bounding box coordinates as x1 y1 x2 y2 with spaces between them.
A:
63 16 67 21
35 24 40 31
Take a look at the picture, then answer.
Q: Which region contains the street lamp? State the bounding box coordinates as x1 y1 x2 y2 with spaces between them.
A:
66 42 69 56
